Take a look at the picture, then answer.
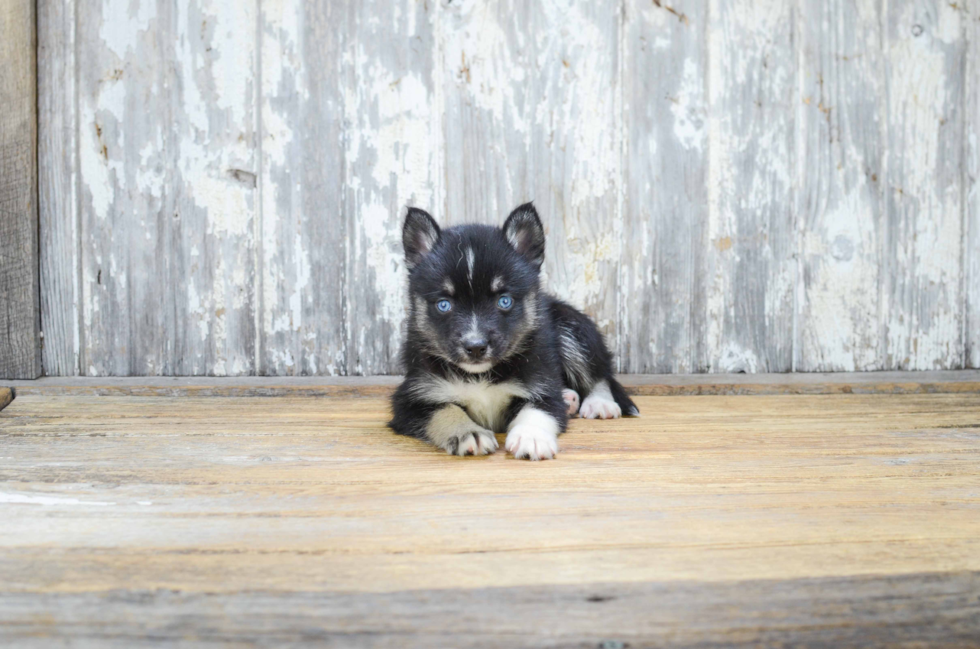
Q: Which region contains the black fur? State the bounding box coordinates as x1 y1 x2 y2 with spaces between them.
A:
389 202 638 459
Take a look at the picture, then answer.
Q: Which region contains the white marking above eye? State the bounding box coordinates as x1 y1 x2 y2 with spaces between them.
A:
465 247 475 288
443 279 455 296
491 276 504 292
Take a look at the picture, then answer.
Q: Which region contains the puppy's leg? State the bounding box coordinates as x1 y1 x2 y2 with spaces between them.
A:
550 298 639 418
427 404 498 456
505 405 562 461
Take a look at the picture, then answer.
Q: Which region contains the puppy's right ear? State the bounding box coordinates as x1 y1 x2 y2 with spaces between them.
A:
403 207 441 270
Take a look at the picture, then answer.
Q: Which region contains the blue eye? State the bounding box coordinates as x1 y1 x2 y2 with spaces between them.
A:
497 295 514 310
436 299 452 313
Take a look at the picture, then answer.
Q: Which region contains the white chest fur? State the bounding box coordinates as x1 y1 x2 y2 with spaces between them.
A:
410 376 531 433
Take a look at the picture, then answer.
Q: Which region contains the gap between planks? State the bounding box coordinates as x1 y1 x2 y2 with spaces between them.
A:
1 370 980 399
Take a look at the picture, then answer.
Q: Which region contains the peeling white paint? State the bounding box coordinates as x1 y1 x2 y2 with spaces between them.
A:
884 1 963 369
671 59 704 151
43 0 977 377
98 0 156 59
0 493 114 506
706 0 796 372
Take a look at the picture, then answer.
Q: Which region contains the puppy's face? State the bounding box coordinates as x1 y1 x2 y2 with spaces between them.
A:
403 204 546 373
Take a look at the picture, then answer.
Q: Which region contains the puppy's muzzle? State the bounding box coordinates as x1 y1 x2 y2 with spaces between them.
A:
462 336 488 361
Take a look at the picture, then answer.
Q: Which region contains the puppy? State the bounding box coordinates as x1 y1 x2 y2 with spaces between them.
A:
388 203 638 460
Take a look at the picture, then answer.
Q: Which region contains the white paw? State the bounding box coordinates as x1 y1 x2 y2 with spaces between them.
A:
579 395 621 420
505 426 558 461
443 428 498 456
562 389 580 416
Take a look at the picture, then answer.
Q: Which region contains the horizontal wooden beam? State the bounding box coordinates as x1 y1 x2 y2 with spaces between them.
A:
3 370 980 398
3 571 978 648
0 0 41 379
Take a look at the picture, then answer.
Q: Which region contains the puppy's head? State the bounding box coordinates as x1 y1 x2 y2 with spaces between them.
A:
403 203 545 373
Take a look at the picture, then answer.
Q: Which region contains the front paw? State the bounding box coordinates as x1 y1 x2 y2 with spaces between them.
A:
443 428 498 457
579 394 622 419
505 426 558 461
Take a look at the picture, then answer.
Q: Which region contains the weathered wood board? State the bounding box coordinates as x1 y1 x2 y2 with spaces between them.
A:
37 0 78 379
258 0 347 376
343 0 440 376
882 1 966 371
2 392 980 644
798 0 884 372
967 0 980 371
35 0 980 376
4 370 980 398
708 0 797 373
0 0 41 380
3 573 979 648
621 0 707 374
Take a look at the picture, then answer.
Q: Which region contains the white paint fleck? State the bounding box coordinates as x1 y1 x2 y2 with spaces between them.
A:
0 493 114 506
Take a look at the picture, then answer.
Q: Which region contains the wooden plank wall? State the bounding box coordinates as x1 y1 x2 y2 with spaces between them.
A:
36 0 980 377
0 0 41 380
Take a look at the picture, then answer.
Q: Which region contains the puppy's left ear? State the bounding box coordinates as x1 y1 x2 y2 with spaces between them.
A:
403 207 441 270
503 202 545 269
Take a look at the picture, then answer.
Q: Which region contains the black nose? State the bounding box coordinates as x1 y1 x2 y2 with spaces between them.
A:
462 338 488 360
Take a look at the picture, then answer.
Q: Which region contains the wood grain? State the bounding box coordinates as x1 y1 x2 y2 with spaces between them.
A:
523 1 623 344
73 0 261 376
75 0 172 375
258 0 347 376
798 0 884 372
621 0 708 373
0 0 41 380
706 0 796 373
4 371 980 397
170 0 259 377
3 573 979 648
37 0 80 377
440 0 623 344
882 1 966 370
2 392 980 644
343 0 439 376
967 0 980 370
34 0 980 377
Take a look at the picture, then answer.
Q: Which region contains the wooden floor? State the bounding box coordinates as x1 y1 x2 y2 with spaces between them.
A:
1 386 979 647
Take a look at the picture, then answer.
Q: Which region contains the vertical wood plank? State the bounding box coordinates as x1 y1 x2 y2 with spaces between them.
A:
882 0 965 369
441 0 624 348
706 0 797 373
343 0 440 375
77 0 174 375
258 0 348 376
0 0 41 379
171 0 259 376
797 0 884 371
441 0 528 227
966 0 979 369
38 0 80 376
76 0 258 376
527 1 624 348
621 0 708 373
